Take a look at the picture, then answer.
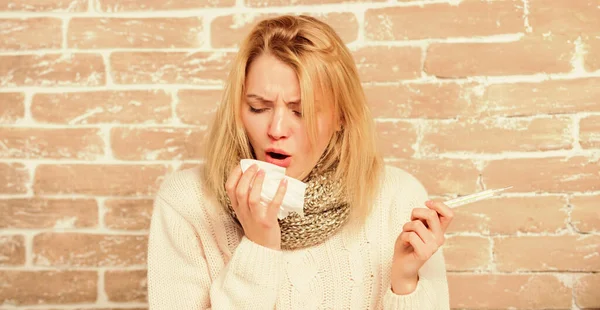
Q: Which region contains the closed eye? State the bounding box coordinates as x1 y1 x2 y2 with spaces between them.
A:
249 106 267 113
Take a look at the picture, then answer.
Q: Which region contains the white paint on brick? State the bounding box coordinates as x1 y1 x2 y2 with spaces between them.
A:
171 90 182 125
571 36 587 74
410 120 427 158
53 217 78 229
97 197 106 229
61 18 70 49
16 93 34 125
522 0 532 33
97 268 108 303
488 236 497 272
67 107 104 125
0 228 149 236
99 127 114 161
583 252 599 260
23 233 34 267
231 12 261 29
437 149 600 160
571 109 584 152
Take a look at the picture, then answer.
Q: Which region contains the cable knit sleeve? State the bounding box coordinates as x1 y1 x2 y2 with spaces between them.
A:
381 167 450 310
382 250 449 309
147 170 283 309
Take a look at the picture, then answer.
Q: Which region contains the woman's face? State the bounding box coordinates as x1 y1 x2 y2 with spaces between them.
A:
241 53 338 180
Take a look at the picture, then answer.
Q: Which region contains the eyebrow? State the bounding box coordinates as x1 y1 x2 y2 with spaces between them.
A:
246 94 300 106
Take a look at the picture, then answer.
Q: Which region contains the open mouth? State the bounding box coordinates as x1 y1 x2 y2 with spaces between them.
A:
265 150 292 168
267 151 290 160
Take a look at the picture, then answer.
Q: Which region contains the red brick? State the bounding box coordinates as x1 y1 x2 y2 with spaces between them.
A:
575 274 600 309
495 235 600 272
366 0 522 41
447 196 567 235
110 52 233 85
68 18 204 49
425 37 574 77
571 195 600 233
389 159 479 196
177 89 220 125
0 93 24 123
448 274 571 309
26 308 147 310
0 270 96 305
443 236 490 271
483 157 599 193
421 117 573 153
0 198 97 229
585 36 600 72
246 0 380 7
0 128 104 159
98 0 234 11
364 83 474 119
0 235 25 265
580 115 600 149
0 54 105 87
105 270 147 302
376 121 416 158
211 13 358 48
0 18 62 50
529 0 600 35
352 46 421 82
34 164 168 196
32 90 172 124
111 127 206 160
474 78 600 117
0 162 28 194
33 233 147 267
0 0 87 12
104 199 153 230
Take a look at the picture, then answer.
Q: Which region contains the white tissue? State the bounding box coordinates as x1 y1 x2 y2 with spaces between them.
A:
240 159 306 219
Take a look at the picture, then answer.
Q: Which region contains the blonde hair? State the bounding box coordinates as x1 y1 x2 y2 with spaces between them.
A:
202 15 383 222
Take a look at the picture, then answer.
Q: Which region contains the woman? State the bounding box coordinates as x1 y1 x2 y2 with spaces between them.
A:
147 15 453 309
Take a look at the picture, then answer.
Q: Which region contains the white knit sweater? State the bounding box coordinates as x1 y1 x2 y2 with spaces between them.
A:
147 165 450 309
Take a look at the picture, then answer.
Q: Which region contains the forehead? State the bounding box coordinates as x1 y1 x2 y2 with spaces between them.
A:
244 54 334 115
245 54 300 100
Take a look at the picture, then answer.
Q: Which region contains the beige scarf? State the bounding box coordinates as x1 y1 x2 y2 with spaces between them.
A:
223 161 349 250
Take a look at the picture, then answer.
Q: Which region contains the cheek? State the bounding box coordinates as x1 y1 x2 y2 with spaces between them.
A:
298 117 334 153
241 112 275 147
317 116 336 146
241 111 259 141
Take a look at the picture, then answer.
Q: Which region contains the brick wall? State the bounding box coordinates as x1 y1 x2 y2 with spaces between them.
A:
0 0 599 309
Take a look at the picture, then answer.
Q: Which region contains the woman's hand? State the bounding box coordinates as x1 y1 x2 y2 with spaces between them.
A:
391 200 454 295
225 164 287 250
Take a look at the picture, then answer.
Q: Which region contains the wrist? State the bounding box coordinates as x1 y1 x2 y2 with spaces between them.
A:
246 234 281 250
391 275 419 295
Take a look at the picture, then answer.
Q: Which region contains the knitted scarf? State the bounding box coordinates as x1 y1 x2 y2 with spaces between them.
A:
223 161 350 250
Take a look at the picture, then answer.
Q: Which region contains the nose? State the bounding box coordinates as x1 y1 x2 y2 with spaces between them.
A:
267 107 291 140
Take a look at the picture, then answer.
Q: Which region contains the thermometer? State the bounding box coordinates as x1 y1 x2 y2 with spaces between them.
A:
444 186 513 208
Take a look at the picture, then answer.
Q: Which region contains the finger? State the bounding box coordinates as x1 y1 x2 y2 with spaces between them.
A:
267 178 288 221
225 165 243 210
235 164 260 211
407 232 432 261
248 169 265 216
403 220 437 246
425 200 455 232
399 229 413 245
411 208 443 244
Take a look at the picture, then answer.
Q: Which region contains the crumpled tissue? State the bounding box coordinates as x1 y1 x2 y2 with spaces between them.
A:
240 159 306 219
